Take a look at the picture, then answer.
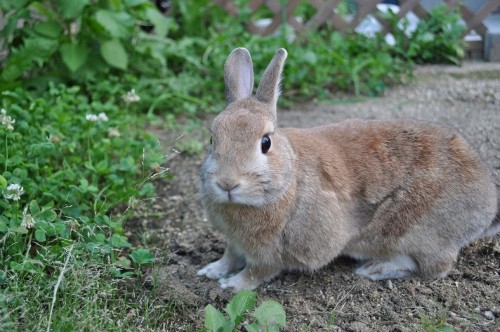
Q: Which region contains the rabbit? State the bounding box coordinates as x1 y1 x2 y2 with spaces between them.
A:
197 47 499 292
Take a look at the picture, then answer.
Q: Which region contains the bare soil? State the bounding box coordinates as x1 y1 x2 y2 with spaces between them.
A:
128 62 500 331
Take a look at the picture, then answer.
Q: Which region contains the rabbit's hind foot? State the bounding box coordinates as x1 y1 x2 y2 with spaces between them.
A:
355 255 417 281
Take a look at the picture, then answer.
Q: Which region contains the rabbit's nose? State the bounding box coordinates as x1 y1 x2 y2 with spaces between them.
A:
216 180 240 192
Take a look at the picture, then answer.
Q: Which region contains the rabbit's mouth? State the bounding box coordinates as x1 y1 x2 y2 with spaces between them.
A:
209 182 270 206
224 184 239 203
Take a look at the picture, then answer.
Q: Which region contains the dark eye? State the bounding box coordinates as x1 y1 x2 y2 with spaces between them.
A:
261 135 271 154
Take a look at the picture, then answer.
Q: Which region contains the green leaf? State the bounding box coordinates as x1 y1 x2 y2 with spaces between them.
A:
29 200 41 215
33 21 61 39
100 39 128 70
57 0 89 20
38 209 57 222
60 43 88 72
0 175 7 191
250 300 286 331
244 322 260 332
0 7 30 42
125 0 149 7
145 7 169 36
205 304 232 332
94 10 135 38
225 290 257 326
115 256 132 269
35 229 47 242
10 226 28 234
139 182 155 197
118 156 137 172
110 233 131 248
0 0 30 10
110 266 136 278
95 159 109 174
129 248 155 265
0 220 8 233
10 259 44 273
1 36 59 81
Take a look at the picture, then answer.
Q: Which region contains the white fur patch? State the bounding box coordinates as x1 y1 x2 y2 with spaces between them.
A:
355 255 417 281
219 272 257 291
197 258 231 279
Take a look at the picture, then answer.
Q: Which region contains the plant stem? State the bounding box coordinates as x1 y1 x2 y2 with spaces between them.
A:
47 244 74 332
4 135 8 172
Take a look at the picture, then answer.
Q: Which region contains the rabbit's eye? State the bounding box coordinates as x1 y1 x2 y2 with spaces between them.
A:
261 135 271 154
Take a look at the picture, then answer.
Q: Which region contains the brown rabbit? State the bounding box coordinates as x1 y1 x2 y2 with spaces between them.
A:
197 48 499 291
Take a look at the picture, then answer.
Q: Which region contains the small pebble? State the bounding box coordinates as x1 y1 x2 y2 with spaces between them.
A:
484 311 494 320
387 280 393 289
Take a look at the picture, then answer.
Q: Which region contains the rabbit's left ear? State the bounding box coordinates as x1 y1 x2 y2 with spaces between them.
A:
256 48 287 109
224 48 254 104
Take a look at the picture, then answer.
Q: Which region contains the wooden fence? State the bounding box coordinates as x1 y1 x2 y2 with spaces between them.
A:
212 0 500 55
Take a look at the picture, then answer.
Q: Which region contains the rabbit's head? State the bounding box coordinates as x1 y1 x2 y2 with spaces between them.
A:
201 48 295 206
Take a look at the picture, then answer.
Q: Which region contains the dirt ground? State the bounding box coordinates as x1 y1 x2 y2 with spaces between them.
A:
128 62 500 331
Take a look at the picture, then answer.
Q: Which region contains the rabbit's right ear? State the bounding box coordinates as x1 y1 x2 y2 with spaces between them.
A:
224 48 254 104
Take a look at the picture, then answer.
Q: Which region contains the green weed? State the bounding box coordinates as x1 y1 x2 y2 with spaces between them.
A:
0 257 175 331
420 309 455 332
0 0 173 86
383 5 465 65
204 290 286 332
0 83 165 330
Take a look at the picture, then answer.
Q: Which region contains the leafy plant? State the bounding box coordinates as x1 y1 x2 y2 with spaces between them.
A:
0 84 165 279
383 4 466 65
420 310 455 332
0 0 174 88
204 290 286 332
0 259 176 330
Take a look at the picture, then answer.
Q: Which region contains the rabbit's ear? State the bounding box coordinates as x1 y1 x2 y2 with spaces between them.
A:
256 48 287 108
224 48 254 104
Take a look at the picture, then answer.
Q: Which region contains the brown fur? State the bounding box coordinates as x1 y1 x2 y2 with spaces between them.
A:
197 48 499 291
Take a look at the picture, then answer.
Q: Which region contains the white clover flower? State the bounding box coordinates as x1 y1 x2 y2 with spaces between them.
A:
86 113 109 123
86 114 99 122
98 112 109 122
122 89 140 103
1 108 15 131
108 127 120 138
4 183 24 201
21 211 35 229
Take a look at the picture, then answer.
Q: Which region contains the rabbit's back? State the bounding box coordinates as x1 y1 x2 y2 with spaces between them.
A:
282 119 497 275
284 119 495 208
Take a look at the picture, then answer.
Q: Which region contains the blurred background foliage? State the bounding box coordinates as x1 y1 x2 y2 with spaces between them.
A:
0 0 466 108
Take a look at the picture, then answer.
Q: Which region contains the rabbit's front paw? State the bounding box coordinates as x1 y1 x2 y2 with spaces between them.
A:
219 272 258 292
197 259 231 279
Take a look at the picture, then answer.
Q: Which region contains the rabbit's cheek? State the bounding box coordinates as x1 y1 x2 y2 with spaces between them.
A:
202 154 217 174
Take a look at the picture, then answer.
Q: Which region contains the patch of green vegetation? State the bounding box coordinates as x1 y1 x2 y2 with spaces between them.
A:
420 309 455 332
204 290 286 332
0 84 166 330
384 5 465 65
1 259 177 330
